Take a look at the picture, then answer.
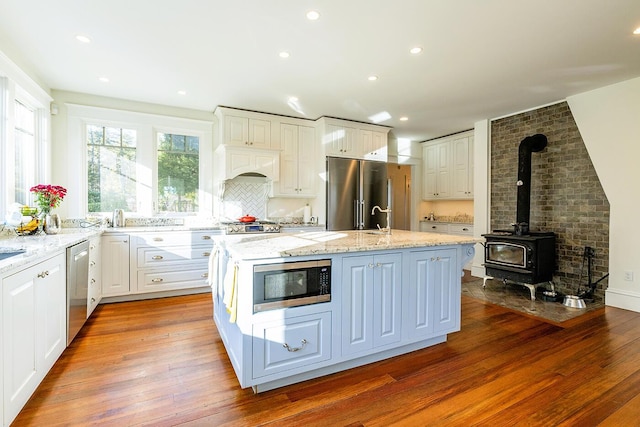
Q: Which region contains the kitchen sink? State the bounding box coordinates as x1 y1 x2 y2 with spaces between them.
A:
0 249 26 261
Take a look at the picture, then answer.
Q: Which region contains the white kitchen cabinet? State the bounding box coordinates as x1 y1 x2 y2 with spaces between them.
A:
272 123 317 197
422 130 473 200
101 234 130 296
223 115 272 149
130 230 219 294
422 141 451 199
419 221 473 236
361 129 388 161
342 252 402 356
87 236 102 318
324 123 358 157
407 248 459 339
2 252 66 426
252 311 332 378
452 135 474 198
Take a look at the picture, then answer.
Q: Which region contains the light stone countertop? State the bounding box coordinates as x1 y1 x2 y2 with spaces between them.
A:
222 229 481 261
0 228 103 275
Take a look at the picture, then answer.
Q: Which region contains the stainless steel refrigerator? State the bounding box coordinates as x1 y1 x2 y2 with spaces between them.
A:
326 157 389 231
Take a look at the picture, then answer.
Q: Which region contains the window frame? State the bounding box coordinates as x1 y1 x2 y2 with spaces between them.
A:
66 104 213 219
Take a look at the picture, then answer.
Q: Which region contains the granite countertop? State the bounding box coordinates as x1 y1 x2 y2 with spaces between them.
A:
0 228 103 275
223 229 480 261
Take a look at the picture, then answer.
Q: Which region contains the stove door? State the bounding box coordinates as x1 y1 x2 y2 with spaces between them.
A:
485 242 529 269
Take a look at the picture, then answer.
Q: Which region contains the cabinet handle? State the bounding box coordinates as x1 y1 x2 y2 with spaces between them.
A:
91 297 96 303
90 244 95 250
201 235 212 240
202 252 211 257
462 228 469 231
368 263 375 268
201 273 208 278
376 262 381 267
123 240 128 243
151 278 164 282
432 226 436 229
283 339 307 352
153 237 164 241
90 261 96 267
152 255 164 260
37 270 49 278
91 278 96 284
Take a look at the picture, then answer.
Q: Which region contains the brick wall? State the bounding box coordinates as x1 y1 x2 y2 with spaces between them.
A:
490 102 609 293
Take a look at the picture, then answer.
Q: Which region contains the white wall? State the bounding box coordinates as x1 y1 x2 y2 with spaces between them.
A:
471 120 490 278
567 77 640 312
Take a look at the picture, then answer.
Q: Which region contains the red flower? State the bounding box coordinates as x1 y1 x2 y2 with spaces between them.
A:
30 184 67 212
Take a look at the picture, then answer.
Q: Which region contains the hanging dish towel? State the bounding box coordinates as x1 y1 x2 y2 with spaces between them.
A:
223 260 239 323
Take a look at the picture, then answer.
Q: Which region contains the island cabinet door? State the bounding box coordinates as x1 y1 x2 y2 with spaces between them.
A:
407 248 459 339
342 253 402 357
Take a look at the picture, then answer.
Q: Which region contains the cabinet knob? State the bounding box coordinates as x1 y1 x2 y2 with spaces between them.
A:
91 278 96 284
151 278 164 283
201 235 212 240
462 228 468 231
152 255 164 260
37 271 49 278
91 297 96 303
90 261 96 267
201 273 208 278
202 252 211 257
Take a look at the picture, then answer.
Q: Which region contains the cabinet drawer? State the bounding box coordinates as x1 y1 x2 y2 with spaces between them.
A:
133 231 219 247
136 267 209 292
136 246 211 268
252 311 331 378
420 222 448 233
448 224 473 235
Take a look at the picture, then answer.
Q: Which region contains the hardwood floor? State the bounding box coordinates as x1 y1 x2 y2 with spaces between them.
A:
12 293 640 426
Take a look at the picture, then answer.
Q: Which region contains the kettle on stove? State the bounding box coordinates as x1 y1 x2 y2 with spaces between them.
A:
112 209 125 227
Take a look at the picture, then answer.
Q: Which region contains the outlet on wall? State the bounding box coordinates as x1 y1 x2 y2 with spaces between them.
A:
624 270 634 281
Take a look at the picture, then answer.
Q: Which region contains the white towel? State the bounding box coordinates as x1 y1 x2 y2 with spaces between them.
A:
207 246 219 295
222 260 239 323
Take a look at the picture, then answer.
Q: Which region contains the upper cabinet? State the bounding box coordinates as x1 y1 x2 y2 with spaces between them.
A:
214 107 279 150
318 117 390 161
271 123 316 197
422 131 474 201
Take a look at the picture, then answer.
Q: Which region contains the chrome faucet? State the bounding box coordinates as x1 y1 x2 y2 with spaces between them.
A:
371 205 392 234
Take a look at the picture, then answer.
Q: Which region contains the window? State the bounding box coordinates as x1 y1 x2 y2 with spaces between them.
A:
157 132 199 213
87 124 138 213
14 100 36 205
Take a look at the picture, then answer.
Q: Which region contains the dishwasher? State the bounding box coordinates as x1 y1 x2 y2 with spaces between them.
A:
66 240 90 345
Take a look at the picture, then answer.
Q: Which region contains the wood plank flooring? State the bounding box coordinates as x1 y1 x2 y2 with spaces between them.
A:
12 293 640 426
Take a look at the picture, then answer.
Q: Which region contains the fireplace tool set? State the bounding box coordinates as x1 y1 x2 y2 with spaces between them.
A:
563 246 609 308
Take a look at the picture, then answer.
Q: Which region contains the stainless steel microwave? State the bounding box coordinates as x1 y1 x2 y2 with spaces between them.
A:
253 259 331 313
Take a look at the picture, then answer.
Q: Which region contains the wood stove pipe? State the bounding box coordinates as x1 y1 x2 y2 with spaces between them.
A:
516 134 547 227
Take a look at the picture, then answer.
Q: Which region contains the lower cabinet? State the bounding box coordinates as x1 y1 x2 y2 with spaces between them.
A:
407 248 460 339
342 252 402 356
2 252 66 426
101 234 131 296
252 311 332 378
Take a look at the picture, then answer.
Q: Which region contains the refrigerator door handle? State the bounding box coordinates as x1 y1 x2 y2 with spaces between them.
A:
353 199 358 229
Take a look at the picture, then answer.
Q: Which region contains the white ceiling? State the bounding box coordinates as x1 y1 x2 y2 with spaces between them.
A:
1 0 639 141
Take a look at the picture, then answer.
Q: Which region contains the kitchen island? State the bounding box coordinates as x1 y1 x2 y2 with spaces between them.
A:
211 229 478 392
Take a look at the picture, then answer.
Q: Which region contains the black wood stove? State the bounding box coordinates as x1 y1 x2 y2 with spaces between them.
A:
482 134 556 300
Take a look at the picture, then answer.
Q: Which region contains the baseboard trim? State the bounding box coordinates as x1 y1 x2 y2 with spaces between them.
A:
605 288 640 313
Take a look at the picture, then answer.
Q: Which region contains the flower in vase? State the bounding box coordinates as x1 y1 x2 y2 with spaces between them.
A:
30 184 67 214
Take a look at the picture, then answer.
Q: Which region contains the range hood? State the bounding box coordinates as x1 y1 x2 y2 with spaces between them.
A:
214 145 280 182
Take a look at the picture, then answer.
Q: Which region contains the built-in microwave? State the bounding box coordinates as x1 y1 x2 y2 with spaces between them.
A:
253 259 331 313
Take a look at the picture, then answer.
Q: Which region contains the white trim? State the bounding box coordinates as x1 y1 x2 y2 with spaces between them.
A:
0 49 52 108
605 288 640 313
490 99 566 122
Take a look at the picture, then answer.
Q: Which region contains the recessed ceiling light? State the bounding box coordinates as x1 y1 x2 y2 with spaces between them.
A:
410 46 423 54
98 77 109 83
279 51 290 58
399 117 409 121
306 10 320 20
76 35 91 43
368 111 391 123
368 75 378 81
177 90 187 95
634 27 640 35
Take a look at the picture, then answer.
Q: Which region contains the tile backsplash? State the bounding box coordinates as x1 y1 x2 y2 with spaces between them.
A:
221 176 270 221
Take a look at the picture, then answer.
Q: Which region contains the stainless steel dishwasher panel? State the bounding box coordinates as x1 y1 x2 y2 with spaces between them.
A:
67 240 90 345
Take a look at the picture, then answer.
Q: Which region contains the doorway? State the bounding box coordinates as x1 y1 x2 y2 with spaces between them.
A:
388 163 411 230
